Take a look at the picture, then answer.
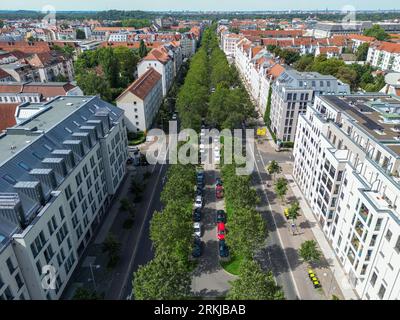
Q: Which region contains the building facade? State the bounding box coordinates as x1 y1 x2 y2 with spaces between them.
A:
269 70 350 142
0 95 128 299
293 94 400 300
116 68 163 133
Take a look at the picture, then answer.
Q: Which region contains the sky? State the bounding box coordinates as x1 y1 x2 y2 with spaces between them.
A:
0 0 399 11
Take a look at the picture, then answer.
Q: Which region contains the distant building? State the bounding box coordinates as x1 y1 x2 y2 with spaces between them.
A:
116 67 162 133
367 41 400 72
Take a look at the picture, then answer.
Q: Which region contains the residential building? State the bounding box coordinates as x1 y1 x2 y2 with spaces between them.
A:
293 94 400 300
367 41 400 72
221 33 242 57
25 52 74 82
116 67 162 132
269 70 350 142
0 95 128 299
137 46 174 97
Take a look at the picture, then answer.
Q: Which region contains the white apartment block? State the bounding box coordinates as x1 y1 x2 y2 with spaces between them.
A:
0 95 128 299
293 94 400 300
221 33 241 57
116 67 163 133
108 32 130 42
269 70 350 142
180 33 196 58
138 47 174 97
367 42 400 72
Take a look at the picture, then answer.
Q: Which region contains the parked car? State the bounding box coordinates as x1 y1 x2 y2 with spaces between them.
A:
196 171 205 183
216 210 226 223
139 154 149 166
219 240 229 257
214 153 220 164
195 195 203 208
192 238 203 258
193 222 202 237
196 187 203 197
193 208 201 222
216 187 223 199
216 177 223 186
217 222 226 240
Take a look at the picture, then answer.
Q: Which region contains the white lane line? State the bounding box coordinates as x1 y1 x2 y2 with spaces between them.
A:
248 139 301 300
118 143 168 299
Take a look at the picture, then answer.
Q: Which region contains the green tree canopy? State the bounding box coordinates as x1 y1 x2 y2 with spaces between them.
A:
363 25 389 41
274 177 288 202
133 252 191 300
355 43 370 61
299 240 322 264
227 259 285 300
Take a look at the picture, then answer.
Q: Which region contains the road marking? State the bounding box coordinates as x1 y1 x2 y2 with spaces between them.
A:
117 143 168 299
248 138 301 300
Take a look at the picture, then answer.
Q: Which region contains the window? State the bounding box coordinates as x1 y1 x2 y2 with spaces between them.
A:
378 285 386 299
59 206 65 221
83 165 89 177
386 229 393 242
65 185 72 200
6 258 15 274
15 273 24 289
395 236 400 253
75 173 82 186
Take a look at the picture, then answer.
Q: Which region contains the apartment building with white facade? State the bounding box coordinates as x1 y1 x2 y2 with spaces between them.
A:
138 46 174 97
269 70 350 142
293 94 400 300
0 95 128 299
367 41 400 72
221 33 242 57
116 67 162 133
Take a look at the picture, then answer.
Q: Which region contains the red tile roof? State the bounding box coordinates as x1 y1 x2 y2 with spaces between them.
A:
318 46 340 54
267 64 285 79
117 68 161 101
0 82 77 98
372 41 400 54
242 29 304 38
143 46 171 64
0 41 76 54
0 103 19 132
348 34 375 42
0 69 12 80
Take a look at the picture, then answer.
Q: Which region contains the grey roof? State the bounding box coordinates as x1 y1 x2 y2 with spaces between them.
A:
0 95 124 248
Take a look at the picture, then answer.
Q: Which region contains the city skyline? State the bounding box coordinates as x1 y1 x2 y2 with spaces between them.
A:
0 0 399 11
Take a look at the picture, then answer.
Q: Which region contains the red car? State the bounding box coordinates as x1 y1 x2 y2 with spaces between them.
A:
217 222 226 240
216 185 223 199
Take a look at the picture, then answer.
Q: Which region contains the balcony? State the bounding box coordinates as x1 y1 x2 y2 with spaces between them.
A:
359 204 369 222
351 234 360 251
355 221 364 237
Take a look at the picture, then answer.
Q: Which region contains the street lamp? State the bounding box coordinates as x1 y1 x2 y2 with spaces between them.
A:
88 264 100 291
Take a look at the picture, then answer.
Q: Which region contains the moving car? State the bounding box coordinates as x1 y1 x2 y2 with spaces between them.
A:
193 208 201 222
193 222 202 237
217 222 226 240
219 240 229 258
195 196 203 208
192 237 203 258
216 210 226 223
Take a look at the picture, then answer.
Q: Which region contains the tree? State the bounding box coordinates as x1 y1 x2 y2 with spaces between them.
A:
133 252 191 300
76 29 86 40
294 54 315 71
287 201 300 235
72 287 101 300
102 233 121 267
226 259 284 300
0 20 4 28
114 46 139 87
274 177 288 202
363 25 389 41
76 71 112 102
336 66 358 91
54 74 68 82
98 47 120 88
355 43 369 61
299 240 322 264
138 39 148 58
226 207 266 259
266 160 281 180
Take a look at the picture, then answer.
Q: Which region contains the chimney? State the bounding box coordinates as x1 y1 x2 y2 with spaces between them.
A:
29 168 57 189
14 181 45 207
0 193 25 227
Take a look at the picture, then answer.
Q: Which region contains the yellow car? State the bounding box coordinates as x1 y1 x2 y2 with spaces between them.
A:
284 208 289 219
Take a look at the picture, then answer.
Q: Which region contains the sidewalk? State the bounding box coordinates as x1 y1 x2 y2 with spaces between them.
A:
285 174 358 300
255 138 358 300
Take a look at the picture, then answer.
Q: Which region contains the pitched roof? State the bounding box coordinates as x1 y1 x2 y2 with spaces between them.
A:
372 41 400 54
143 47 171 64
117 68 161 101
318 46 340 54
348 34 375 42
0 82 77 98
0 103 19 132
0 41 75 54
0 68 12 79
267 64 286 79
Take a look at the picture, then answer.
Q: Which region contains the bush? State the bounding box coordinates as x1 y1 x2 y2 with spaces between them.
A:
282 141 294 148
